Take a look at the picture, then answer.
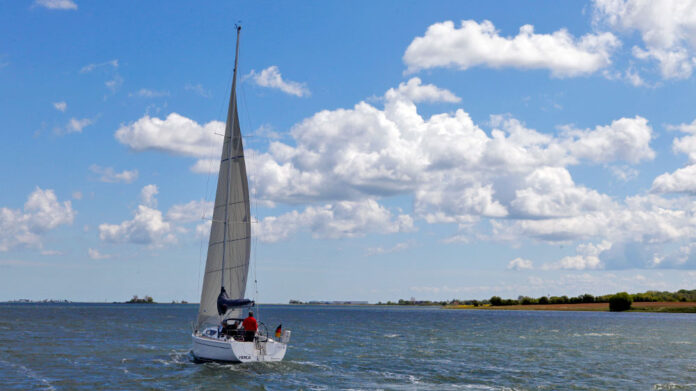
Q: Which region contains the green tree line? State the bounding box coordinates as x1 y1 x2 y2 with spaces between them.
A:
126 295 154 304
378 289 696 309
488 289 696 307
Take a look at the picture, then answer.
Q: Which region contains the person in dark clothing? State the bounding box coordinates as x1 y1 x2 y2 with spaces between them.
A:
242 311 258 342
226 320 244 339
219 319 238 338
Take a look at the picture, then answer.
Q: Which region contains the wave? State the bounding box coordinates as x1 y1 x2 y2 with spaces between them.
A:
653 383 696 390
0 358 56 391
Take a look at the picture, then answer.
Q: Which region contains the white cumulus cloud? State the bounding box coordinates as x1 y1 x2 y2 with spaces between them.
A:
669 118 696 162
384 77 461 103
366 241 412 256
507 257 533 270
543 241 612 270
166 199 213 223
247 66 310 97
99 185 175 246
189 159 219 174
561 116 654 164
651 118 696 194
105 74 123 93
140 184 158 208
88 248 111 260
55 117 94 135
99 205 175 246
98 187 219 247
254 199 414 243
80 59 118 74
403 20 620 77
115 113 223 159
593 0 696 79
0 188 75 251
89 165 138 184
53 101 67 112
185 83 211 98
495 194 693 256
98 189 177 248
244 80 653 228
652 165 696 195
510 167 612 218
34 0 77 10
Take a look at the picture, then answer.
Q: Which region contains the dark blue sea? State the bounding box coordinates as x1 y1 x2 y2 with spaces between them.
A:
1 303 695 390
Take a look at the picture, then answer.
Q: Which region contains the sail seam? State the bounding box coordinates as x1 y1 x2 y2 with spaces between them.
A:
208 236 250 247
221 155 245 163
205 262 250 273
213 200 249 207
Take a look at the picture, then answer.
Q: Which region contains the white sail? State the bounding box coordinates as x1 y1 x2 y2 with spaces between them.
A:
196 29 251 330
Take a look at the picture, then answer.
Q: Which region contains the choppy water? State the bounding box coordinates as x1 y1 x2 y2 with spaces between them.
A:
1 303 695 390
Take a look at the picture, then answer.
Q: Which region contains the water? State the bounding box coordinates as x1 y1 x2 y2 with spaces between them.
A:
1 304 695 390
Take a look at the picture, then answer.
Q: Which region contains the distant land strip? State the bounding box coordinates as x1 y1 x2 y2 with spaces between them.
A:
359 289 696 313
446 301 696 313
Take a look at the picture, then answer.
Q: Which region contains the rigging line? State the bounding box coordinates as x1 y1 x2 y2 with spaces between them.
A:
253 231 259 320
197 235 203 304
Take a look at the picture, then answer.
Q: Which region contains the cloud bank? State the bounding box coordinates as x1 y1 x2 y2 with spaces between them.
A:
593 0 696 79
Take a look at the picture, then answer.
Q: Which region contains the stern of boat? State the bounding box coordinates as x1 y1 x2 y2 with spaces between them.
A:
191 328 290 363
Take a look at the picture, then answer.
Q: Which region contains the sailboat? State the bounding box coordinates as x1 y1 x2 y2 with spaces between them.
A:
191 25 290 363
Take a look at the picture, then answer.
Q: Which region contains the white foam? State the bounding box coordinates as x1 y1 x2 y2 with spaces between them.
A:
653 383 696 390
0 358 56 391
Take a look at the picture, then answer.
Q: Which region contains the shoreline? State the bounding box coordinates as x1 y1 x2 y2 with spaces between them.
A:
446 301 696 313
3 301 695 313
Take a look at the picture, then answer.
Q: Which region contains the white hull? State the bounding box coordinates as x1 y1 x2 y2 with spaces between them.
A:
191 331 288 363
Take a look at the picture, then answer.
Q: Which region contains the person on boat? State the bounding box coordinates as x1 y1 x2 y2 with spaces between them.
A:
220 319 241 339
242 311 258 342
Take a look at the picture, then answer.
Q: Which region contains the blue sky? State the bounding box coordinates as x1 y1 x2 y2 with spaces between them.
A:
2 0 696 303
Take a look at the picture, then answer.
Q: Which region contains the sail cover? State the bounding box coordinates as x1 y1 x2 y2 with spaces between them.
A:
196 44 251 329
217 287 254 315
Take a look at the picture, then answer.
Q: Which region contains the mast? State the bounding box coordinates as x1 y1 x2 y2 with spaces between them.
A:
220 25 242 289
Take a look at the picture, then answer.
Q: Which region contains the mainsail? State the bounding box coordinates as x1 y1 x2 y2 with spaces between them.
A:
196 26 251 329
